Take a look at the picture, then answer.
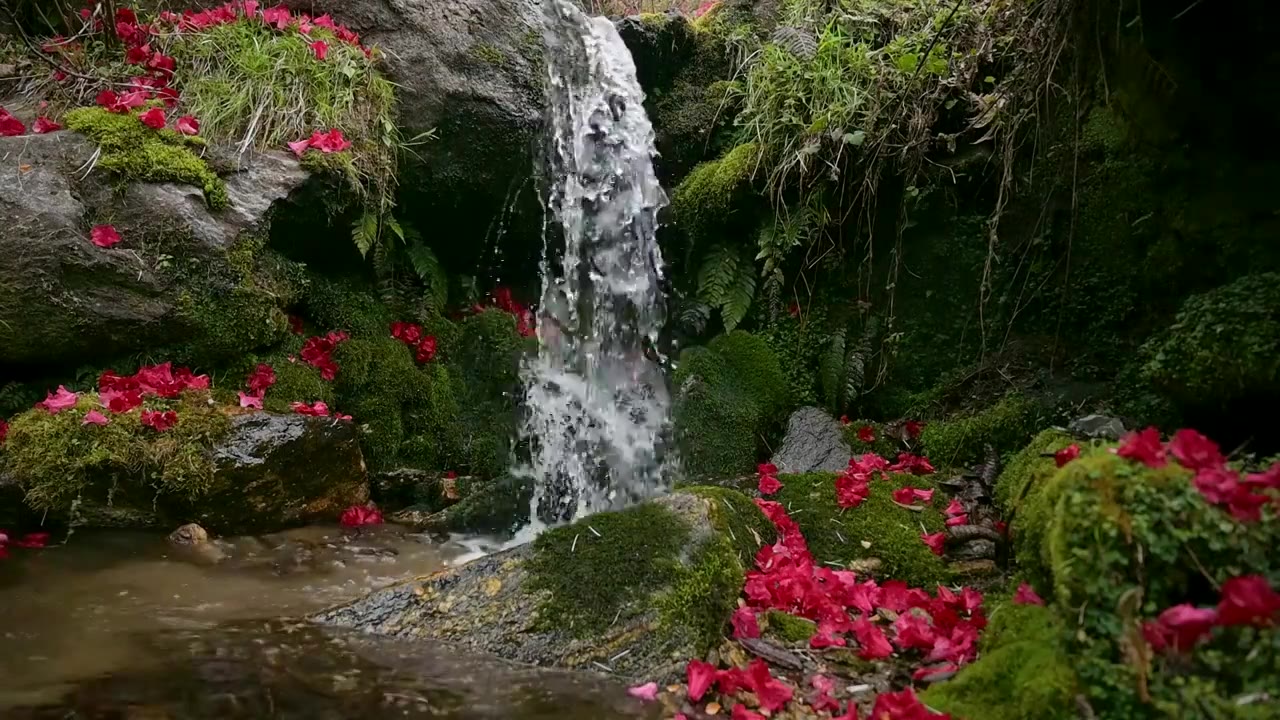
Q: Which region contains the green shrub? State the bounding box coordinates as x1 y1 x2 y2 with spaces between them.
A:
1139 273 1280 410
673 331 789 478
919 393 1042 468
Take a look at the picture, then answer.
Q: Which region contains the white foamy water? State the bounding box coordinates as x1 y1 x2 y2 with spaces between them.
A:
516 0 672 527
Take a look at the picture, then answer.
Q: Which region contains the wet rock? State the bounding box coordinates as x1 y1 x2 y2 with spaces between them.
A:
0 131 308 367
276 0 546 273
1068 414 1126 440
168 523 211 546
192 413 370 534
950 539 996 562
314 488 775 682
770 406 853 474
392 474 534 536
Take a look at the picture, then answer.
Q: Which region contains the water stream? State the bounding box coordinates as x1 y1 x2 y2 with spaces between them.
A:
520 0 673 526
0 528 652 718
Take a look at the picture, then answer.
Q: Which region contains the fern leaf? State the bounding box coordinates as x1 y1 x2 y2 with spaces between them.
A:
721 263 756 332
697 246 738 308
820 328 847 410
406 240 448 310
352 211 379 258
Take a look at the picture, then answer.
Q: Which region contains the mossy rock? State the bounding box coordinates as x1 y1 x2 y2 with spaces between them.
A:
992 428 1077 513
921 603 1078 720
407 474 535 536
919 393 1043 468
669 143 762 246
313 489 772 681
65 107 228 209
1139 272 1280 410
772 472 949 588
673 330 790 479
1013 447 1280 631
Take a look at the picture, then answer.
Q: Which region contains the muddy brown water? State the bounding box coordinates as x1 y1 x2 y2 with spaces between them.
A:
0 526 656 719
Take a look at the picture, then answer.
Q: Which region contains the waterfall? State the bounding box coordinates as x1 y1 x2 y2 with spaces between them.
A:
517 0 672 526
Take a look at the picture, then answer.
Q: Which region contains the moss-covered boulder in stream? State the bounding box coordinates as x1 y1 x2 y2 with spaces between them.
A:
312 488 775 681
673 331 789 479
0 392 368 533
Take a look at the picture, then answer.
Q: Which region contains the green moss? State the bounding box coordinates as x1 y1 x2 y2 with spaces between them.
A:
65 107 228 209
4 391 232 512
840 419 906 460
993 428 1077 513
919 393 1042 468
772 472 949 587
1138 273 1280 410
673 331 789 479
470 42 505 66
764 611 816 643
682 485 777 565
669 143 761 244
921 603 1077 720
527 503 692 637
169 234 297 363
302 274 395 337
657 534 746 651
265 358 333 412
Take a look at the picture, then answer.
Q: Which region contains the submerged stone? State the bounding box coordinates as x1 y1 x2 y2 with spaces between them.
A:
312 488 773 682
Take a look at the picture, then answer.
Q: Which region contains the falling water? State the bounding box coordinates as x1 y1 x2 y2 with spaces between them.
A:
518 0 671 526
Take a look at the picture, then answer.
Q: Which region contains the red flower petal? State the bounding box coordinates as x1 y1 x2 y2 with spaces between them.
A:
1013 582 1044 606
0 107 26 136
921 531 946 556
857 425 876 443
758 473 782 496
138 107 167 130
1116 426 1167 468
1169 428 1225 472
1054 443 1080 468
310 40 329 60
82 410 110 426
175 115 200 136
1216 575 1280 627
90 224 122 248
33 116 62 134
731 606 760 639
685 659 716 703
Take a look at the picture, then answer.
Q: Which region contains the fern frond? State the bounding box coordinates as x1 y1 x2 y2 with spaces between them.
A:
352 210 379 258
820 327 846 411
722 265 757 332
406 240 448 310
697 245 739 308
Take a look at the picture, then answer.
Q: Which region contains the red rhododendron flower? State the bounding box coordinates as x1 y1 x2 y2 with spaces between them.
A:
287 137 312 157
893 613 937 651
1245 462 1280 490
1193 467 1240 505
944 514 968 527
889 453 935 475
140 410 178 432
299 332 347 379
943 498 964 516
892 487 933 505
33 116 61 134
857 425 876 443
139 107 167 130
15 532 50 549
262 4 292 29
0 418 8 446
310 40 329 59
1216 575 1280 627
1013 582 1044 606
90 224 121 248
1154 604 1217 651
1054 443 1080 468
82 410 110 426
758 463 778 476
870 689 948 719
852 616 894 659
921 531 946 556
339 504 383 527
246 363 277 395
0 107 25 136
732 606 761 638
147 52 176 75
291 401 330 416
157 86 181 108
38 386 79 414
833 703 860 720
686 659 716 702
904 419 924 439
100 388 143 414
1116 426 1167 468
758 473 782 496
1169 429 1225 472
415 336 438 363
126 44 151 64
835 472 869 509
746 659 793 712
238 391 263 409
175 115 200 136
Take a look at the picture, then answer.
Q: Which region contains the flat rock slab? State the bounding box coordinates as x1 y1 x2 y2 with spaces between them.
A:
771 406 853 473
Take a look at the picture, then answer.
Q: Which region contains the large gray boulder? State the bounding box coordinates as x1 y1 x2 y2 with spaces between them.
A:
770 406 853 473
62 412 370 533
276 0 547 275
0 129 308 368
